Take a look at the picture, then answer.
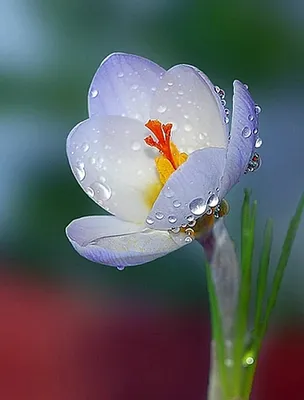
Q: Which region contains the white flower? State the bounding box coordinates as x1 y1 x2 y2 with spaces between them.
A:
66 53 262 267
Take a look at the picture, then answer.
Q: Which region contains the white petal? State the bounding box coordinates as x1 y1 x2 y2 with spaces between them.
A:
67 115 161 223
146 147 226 230
66 215 186 267
220 80 261 197
150 64 228 154
88 52 165 121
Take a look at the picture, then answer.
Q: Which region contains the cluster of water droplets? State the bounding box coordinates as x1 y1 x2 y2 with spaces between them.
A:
146 191 221 244
245 152 261 173
214 85 230 125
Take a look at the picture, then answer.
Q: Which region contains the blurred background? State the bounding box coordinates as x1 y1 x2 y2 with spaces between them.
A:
0 0 303 399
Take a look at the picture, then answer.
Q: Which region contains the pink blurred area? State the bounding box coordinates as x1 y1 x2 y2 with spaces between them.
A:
0 271 302 400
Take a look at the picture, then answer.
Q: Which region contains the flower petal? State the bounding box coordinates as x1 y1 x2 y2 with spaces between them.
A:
220 80 261 197
66 215 185 267
150 64 228 153
88 52 165 121
67 115 161 223
146 147 226 230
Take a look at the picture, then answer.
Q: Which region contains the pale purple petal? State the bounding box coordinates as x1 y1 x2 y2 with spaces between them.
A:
220 80 261 197
66 215 184 267
88 52 165 122
146 147 226 230
67 115 160 224
150 64 228 153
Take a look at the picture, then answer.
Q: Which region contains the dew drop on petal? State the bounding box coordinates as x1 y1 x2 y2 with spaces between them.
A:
117 72 124 78
224 116 229 124
171 227 180 234
75 162 86 181
155 212 164 220
255 105 262 114
157 105 167 113
131 84 139 90
91 181 112 201
173 200 181 208
164 186 174 198
207 193 219 207
81 142 89 152
187 215 195 222
248 114 254 122
131 141 141 151
189 198 207 216
86 187 94 198
242 126 252 138
116 265 125 271
90 88 98 98
253 128 259 135
184 123 193 132
185 236 193 243
146 217 154 225
255 137 263 148
168 215 177 224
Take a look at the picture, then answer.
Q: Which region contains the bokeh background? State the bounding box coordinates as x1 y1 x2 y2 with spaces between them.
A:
0 0 304 399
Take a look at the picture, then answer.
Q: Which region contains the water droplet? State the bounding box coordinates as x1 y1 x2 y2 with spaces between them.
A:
81 142 89 152
176 103 182 108
167 82 173 86
131 141 141 151
189 198 207 216
86 187 94 197
244 83 249 90
225 108 230 116
199 132 207 141
164 186 174 198
168 215 177 224
207 193 219 207
131 84 139 90
255 137 263 148
242 126 252 138
157 105 167 113
151 86 156 92
184 123 192 132
89 157 96 165
90 88 98 98
177 90 184 95
171 227 180 234
164 87 169 92
185 236 193 243
146 217 154 225
206 207 213 215
221 99 227 106
255 105 262 114
155 212 164 220
248 114 254 121
224 116 229 124
116 265 125 271
187 215 195 222
117 72 124 78
99 175 106 183
253 128 258 135
173 200 181 208
91 181 112 201
188 220 196 227
75 165 86 181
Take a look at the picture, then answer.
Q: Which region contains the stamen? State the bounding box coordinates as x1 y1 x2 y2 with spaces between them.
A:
144 120 177 169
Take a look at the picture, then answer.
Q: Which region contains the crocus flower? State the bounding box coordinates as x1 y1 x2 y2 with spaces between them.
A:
66 52 262 267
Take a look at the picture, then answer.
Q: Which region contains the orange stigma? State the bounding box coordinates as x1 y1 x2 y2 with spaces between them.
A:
144 120 177 169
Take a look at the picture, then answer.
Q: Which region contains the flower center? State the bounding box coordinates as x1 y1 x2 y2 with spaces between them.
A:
143 119 229 238
144 120 188 185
